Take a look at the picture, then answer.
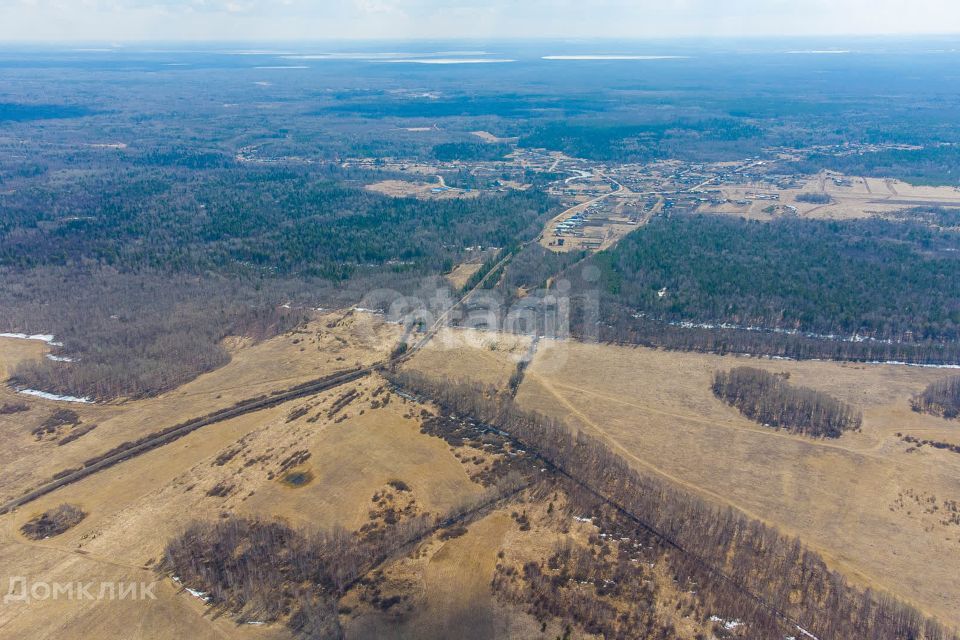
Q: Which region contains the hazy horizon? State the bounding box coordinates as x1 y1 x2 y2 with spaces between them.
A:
1 0 959 43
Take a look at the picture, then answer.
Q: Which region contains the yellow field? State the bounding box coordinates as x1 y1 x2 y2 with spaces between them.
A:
0 311 548 638
0 366 495 639
702 171 960 221
470 131 519 144
401 327 531 389
444 262 483 290
4 313 960 636
515 341 960 628
0 310 400 504
365 180 478 200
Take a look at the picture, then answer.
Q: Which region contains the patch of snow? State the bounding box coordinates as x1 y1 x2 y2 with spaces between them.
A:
709 616 743 630
184 587 212 602
18 389 92 404
0 332 62 346
45 354 76 363
796 626 820 640
868 360 960 369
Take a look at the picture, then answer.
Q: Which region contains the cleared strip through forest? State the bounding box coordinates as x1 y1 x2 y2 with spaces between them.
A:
0 367 370 515
0 241 527 516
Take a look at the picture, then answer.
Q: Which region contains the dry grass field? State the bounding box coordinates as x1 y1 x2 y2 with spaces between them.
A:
0 310 400 504
400 327 531 389
0 322 713 639
0 338 47 380
515 340 960 629
702 171 960 221
0 314 557 639
470 131 519 144
444 262 483 290
0 370 494 639
4 313 960 637
365 180 478 200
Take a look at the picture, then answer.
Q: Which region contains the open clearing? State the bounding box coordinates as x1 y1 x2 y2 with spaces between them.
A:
4 314 960 636
470 131 519 144
365 179 479 200
0 310 400 504
0 369 492 639
513 340 960 628
0 313 550 639
0 337 48 380
701 171 960 221
445 262 483 290
401 327 531 389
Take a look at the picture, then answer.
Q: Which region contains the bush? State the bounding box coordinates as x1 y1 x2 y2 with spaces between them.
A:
795 192 832 204
0 402 29 415
21 504 86 539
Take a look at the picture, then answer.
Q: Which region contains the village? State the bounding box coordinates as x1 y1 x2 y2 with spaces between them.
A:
342 140 960 254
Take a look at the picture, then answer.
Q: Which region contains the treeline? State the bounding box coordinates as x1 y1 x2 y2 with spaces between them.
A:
911 375 960 419
562 214 960 364
388 369 958 640
592 308 960 365
712 367 861 437
2 270 309 400
519 119 763 163
162 476 525 637
493 484 805 640
890 206 960 229
786 146 960 187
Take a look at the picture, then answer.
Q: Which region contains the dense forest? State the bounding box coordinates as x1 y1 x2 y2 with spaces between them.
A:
388 369 958 640
519 119 764 163
888 206 960 229
564 214 960 364
0 162 556 399
432 142 512 162
3 271 309 400
164 517 371 637
712 367 862 437
786 145 960 187
0 166 552 280
911 375 960 419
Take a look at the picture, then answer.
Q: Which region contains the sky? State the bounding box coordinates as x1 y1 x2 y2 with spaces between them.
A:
0 0 958 42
